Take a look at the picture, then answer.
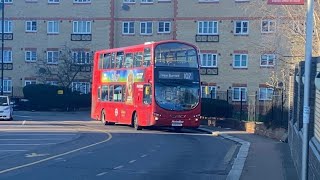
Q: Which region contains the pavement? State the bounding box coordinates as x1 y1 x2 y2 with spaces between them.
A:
200 125 298 180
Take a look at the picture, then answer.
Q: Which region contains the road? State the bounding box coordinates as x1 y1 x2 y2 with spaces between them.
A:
0 111 239 180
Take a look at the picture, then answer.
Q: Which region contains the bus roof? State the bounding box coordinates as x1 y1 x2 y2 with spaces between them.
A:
95 40 196 54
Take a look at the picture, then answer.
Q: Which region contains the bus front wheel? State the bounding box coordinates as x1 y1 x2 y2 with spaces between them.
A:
133 113 142 130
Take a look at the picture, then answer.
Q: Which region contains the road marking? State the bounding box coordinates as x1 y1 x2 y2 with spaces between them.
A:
96 172 108 176
0 134 77 136
0 150 27 152
25 153 50 158
0 131 112 174
140 154 147 158
150 149 156 152
13 115 31 118
22 121 26 125
0 143 56 146
0 139 68 141
113 165 124 170
223 144 238 164
129 160 136 163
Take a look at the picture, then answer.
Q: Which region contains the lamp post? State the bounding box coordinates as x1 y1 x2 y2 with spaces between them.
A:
1 0 4 95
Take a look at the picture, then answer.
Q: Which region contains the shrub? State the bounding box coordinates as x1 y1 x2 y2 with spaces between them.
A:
201 98 233 118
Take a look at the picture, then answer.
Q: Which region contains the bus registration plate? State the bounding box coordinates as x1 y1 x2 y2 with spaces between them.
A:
172 120 184 126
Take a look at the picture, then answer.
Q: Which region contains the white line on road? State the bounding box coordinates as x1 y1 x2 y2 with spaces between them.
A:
140 154 147 158
0 150 28 152
150 149 156 152
128 160 136 163
113 165 124 170
96 172 108 176
0 143 56 146
13 115 31 118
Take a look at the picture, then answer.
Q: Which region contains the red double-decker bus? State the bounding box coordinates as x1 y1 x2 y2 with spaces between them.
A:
91 40 201 130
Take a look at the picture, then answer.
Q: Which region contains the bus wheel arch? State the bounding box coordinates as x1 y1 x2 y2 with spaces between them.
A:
132 111 142 130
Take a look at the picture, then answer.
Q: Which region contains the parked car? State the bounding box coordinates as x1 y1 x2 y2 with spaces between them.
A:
0 96 13 120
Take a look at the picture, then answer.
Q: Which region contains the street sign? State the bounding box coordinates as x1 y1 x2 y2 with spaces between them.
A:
267 0 304 5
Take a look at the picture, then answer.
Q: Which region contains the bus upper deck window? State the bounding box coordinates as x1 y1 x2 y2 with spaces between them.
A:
116 52 124 68
124 53 133 68
143 48 151 67
134 52 143 68
103 53 111 69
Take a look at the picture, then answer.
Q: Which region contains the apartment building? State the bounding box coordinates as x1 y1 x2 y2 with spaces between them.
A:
1 0 288 102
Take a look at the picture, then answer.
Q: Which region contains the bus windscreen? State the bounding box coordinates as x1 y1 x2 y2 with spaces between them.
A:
155 42 198 68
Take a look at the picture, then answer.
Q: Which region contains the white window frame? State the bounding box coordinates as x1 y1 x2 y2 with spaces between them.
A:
199 0 219 2
233 54 248 68
1 50 12 63
200 53 218 67
72 82 90 94
234 21 249 35
158 21 171 33
140 22 153 35
122 22 135 34
72 51 91 64
261 20 276 33
25 21 37 32
46 81 58 86
25 80 36 86
197 21 218 35
73 21 91 34
123 0 135 3
201 86 216 99
25 51 37 62
141 0 153 3
73 0 91 3
3 79 12 93
259 88 274 101
232 87 247 101
260 54 275 67
48 0 59 3
47 51 59 64
0 0 13 3
0 20 12 33
47 21 59 34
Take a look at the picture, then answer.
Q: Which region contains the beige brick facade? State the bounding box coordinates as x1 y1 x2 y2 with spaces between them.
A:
2 0 287 98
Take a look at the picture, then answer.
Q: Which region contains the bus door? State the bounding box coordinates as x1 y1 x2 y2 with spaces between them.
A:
134 83 152 126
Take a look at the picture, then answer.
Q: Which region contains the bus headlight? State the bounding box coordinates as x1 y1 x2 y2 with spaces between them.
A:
154 117 159 121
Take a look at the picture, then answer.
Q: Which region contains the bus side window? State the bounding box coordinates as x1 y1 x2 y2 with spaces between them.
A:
109 85 114 101
110 53 116 69
98 86 101 100
124 53 133 68
116 52 124 68
122 85 126 102
143 84 152 105
134 52 143 67
101 85 109 101
103 53 111 69
143 48 151 67
114 85 122 102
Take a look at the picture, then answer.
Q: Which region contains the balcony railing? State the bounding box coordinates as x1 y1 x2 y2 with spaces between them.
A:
195 34 219 42
0 33 13 40
200 67 218 75
0 63 13 70
71 34 92 41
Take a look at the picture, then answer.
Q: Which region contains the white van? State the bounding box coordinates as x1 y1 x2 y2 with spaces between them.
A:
0 96 13 120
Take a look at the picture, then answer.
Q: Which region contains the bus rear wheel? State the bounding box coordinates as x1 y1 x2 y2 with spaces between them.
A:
133 113 142 130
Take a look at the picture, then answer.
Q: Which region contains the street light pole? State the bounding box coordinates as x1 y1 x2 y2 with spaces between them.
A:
301 0 314 179
1 0 4 95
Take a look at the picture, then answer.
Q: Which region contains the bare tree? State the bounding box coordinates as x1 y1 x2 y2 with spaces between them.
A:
36 45 92 89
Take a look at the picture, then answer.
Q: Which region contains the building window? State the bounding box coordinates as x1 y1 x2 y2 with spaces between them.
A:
47 51 59 64
233 54 247 68
201 86 216 99
123 0 135 3
3 79 12 93
47 21 59 34
200 53 217 67
198 21 218 35
234 21 249 35
48 0 59 3
232 87 246 101
73 21 91 34
46 81 58 86
158 21 170 33
141 0 152 3
26 21 37 32
0 20 12 33
73 51 91 64
259 88 273 100
122 22 135 34
1 0 13 3
73 0 91 3
140 22 153 35
25 80 36 86
25 51 37 62
260 54 275 67
1 50 12 63
72 82 90 94
261 20 275 33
